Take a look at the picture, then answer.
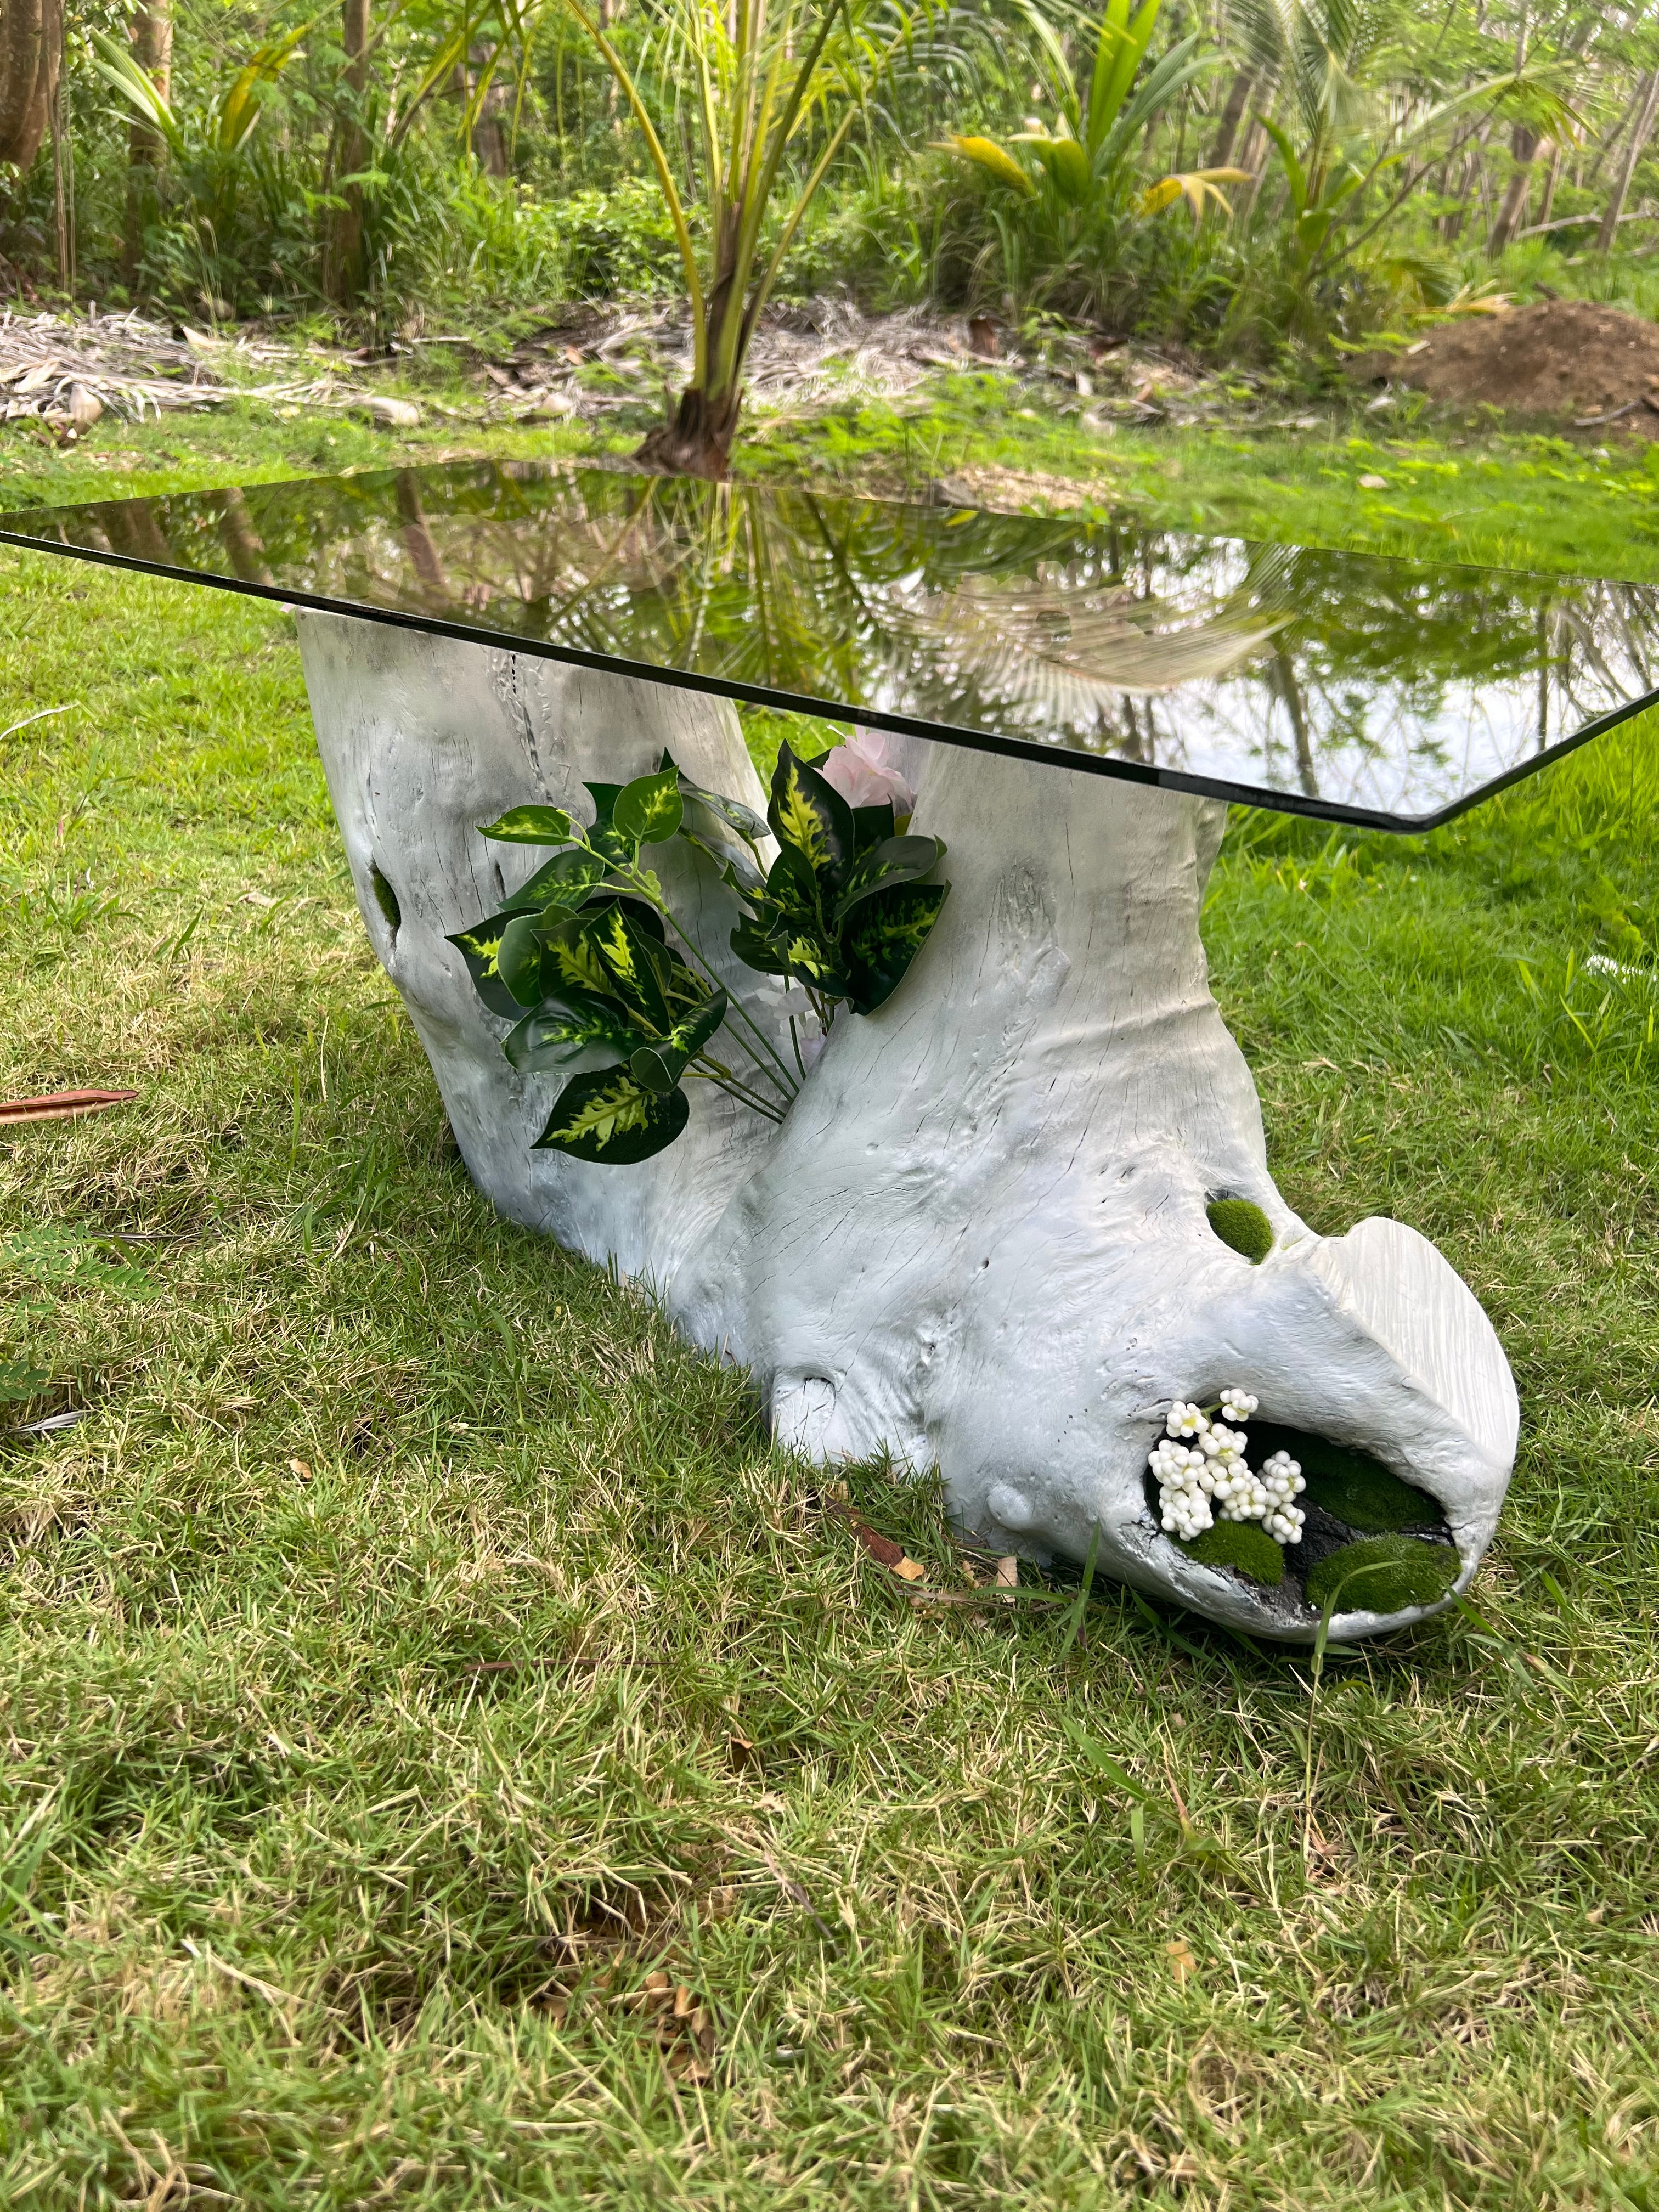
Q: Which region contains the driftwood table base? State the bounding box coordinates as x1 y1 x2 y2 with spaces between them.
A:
298 613 1518 1644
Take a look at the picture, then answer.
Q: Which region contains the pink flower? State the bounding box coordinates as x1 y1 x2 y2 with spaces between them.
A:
818 727 917 821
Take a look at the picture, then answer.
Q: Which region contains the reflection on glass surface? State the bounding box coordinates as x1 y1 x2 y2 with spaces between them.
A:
3 458 1656 830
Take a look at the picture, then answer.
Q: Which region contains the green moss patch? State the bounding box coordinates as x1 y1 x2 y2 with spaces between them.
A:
1206 1198 1274 1263
1177 1520 1286 1586
1306 1536 1461 1617
1246 1423 1442 1532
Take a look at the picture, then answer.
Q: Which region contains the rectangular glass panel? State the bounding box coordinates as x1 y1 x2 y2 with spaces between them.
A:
4 458 1655 830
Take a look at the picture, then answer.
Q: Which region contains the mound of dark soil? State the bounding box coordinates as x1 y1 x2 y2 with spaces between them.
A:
1356 299 1659 433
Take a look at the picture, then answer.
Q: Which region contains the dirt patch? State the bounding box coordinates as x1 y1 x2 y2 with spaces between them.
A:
1356 299 1659 435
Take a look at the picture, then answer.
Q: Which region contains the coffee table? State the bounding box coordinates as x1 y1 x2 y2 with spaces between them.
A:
7 460 1653 1641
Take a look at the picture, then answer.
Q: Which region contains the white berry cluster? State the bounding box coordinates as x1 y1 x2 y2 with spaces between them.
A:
1150 1388 1306 1546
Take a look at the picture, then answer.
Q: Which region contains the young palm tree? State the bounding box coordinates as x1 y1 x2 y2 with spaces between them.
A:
556 0 958 478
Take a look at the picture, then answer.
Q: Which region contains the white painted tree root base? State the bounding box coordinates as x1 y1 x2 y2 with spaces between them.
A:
298 612 1520 1643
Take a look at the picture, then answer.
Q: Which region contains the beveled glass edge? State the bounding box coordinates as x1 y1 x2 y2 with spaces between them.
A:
5 511 1656 837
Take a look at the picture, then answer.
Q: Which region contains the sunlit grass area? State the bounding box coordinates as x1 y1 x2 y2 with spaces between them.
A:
2 406 1658 2207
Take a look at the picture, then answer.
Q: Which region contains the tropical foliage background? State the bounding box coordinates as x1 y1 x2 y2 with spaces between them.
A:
0 0 1652 366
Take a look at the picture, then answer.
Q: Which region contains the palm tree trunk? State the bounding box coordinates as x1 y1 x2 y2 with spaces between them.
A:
325 0 372 306
1488 126 1539 257
1207 66 1255 170
1536 134 1562 228
122 0 172 283
1598 65 1659 253
470 42 511 174
0 0 60 173
49 36 70 289
634 381 744 481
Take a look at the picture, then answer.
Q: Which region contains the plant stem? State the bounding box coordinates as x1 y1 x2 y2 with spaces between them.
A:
686 1062 786 1122
584 838 802 1103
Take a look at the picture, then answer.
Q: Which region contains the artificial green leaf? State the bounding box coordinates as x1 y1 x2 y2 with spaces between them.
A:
664 751 769 847
629 987 729 1093
447 911 529 1018
844 881 950 1013
586 901 672 1028
614 768 685 845
851 801 898 856
731 918 793 975
766 839 827 916
834 834 945 923
533 1065 689 1164
478 804 573 846
708 848 766 897
768 745 854 893
628 1048 679 1097
781 931 851 997
591 893 668 944
498 912 545 1008
538 911 613 998
503 846 608 913
502 991 649 1072
583 782 640 867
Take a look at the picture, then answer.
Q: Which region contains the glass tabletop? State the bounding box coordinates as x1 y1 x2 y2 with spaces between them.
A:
3 457 1655 831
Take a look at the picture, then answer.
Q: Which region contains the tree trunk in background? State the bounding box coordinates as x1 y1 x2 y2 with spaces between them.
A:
1488 126 1541 256
469 43 510 176
122 0 173 283
1536 136 1563 229
1598 65 1659 252
0 0 61 173
599 0 623 120
1585 78 1641 191
324 0 371 307
1208 67 1255 170
1234 114 1269 220
49 38 70 289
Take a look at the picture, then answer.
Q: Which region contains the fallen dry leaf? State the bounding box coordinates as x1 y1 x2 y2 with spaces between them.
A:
848 1517 905 1568
0 1088 138 1125
726 1733 760 1774
289 1459 313 1482
1166 1938 1199 1986
891 1555 927 1582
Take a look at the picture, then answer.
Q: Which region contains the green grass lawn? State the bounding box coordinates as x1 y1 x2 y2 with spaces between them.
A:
2 397 1658 2209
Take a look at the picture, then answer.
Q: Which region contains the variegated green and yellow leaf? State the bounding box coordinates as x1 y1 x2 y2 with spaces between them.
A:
446 911 527 1019
533 1066 690 1164
478 804 573 846
498 912 545 1007
503 992 648 1073
768 745 854 890
834 834 946 924
588 904 672 1028
844 881 950 1014
504 846 608 913
614 768 685 845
